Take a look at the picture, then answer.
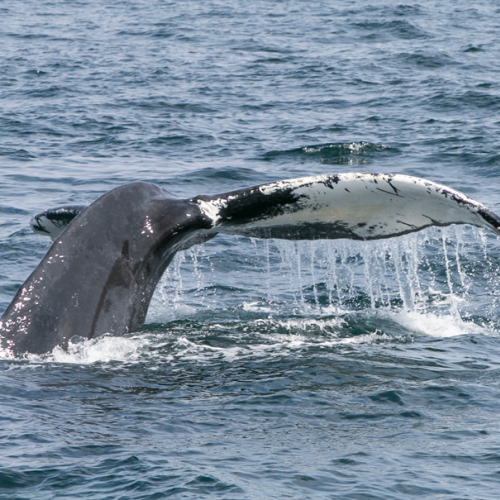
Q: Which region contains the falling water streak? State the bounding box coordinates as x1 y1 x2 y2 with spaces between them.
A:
337 245 347 303
374 248 383 306
188 247 203 304
205 243 218 308
373 242 390 307
406 235 423 309
309 241 319 309
362 245 375 309
371 246 384 306
326 244 339 306
478 227 489 261
340 244 356 303
421 230 438 301
392 243 410 310
398 241 413 310
295 242 306 309
441 228 460 318
442 230 453 296
154 266 172 319
276 240 301 310
173 251 186 310
414 236 427 312
454 226 466 289
380 243 394 307
265 239 272 304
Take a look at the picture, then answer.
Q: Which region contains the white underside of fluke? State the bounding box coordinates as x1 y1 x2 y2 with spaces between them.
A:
198 173 497 239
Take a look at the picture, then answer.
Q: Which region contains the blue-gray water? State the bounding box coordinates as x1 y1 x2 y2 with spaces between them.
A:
2 1 500 498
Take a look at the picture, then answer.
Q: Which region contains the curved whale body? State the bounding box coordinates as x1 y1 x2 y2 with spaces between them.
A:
1 173 500 356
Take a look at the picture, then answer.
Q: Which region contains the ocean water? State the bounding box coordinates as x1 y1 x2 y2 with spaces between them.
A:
1 0 500 498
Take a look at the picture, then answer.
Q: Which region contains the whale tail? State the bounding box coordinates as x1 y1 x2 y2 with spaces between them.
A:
2 174 500 356
32 173 500 242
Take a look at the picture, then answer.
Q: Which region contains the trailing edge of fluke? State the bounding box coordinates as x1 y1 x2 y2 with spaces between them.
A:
1 173 499 356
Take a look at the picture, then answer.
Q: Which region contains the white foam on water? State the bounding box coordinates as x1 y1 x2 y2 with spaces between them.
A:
161 329 395 365
253 315 346 333
242 302 275 313
167 336 246 363
389 309 487 338
34 334 150 365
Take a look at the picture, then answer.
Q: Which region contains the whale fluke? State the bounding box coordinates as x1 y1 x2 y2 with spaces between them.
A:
30 205 87 240
2 173 499 356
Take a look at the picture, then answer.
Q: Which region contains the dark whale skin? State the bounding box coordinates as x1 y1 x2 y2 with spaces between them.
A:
0 182 212 356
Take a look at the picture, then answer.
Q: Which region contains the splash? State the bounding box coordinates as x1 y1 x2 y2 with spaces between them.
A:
4 226 496 365
150 226 499 321
33 335 149 364
389 309 485 338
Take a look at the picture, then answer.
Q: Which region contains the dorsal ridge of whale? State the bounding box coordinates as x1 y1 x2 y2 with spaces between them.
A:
2 173 500 356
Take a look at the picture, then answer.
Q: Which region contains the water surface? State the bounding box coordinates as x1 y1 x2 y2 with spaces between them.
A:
1 1 500 498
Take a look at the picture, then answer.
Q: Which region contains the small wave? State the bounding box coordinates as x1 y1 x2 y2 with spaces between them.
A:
252 314 346 336
262 142 399 165
427 90 500 111
399 51 457 69
353 20 428 40
165 331 386 364
0 148 36 160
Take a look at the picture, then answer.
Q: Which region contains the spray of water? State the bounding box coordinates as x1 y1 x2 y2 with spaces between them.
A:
4 227 496 364
149 226 500 333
